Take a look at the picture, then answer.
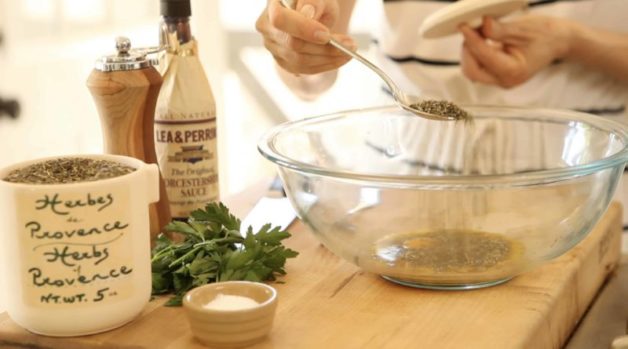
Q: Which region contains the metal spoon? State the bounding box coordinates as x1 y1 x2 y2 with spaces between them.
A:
279 0 461 121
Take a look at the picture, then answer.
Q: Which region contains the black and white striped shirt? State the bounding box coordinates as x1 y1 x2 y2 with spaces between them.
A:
373 0 628 120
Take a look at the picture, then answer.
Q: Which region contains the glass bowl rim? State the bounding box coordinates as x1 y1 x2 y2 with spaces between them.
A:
258 105 628 186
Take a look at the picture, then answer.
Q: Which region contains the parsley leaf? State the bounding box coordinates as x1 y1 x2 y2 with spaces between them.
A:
151 202 298 306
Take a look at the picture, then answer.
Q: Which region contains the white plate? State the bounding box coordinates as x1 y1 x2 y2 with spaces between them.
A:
419 0 527 39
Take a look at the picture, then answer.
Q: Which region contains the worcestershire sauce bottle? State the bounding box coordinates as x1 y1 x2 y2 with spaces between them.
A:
155 0 219 220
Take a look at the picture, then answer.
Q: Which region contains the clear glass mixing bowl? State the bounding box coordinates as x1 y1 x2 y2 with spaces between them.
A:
258 106 628 289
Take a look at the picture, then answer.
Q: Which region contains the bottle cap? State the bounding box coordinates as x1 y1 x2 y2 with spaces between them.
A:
160 0 191 17
94 37 162 72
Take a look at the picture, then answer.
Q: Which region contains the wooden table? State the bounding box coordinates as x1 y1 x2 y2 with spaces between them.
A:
566 254 628 349
0 181 624 349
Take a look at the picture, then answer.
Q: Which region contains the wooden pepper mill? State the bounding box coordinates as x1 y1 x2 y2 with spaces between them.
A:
86 37 171 244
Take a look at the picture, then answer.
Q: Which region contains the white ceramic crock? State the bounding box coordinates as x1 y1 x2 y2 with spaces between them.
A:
0 154 159 336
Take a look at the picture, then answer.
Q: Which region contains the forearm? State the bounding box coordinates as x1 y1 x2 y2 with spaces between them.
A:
276 67 339 101
566 22 628 83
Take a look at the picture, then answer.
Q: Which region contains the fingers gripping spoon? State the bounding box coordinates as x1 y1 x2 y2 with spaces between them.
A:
279 0 468 121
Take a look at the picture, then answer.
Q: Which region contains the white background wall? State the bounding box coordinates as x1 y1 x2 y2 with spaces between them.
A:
0 0 383 196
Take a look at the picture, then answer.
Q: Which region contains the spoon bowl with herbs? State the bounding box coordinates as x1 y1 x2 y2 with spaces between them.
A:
326 38 469 121
259 105 628 289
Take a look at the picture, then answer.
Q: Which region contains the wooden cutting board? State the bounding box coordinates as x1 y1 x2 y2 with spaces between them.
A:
0 201 622 349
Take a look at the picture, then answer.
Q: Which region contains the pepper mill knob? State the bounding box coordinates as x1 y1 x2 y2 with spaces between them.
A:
116 37 131 56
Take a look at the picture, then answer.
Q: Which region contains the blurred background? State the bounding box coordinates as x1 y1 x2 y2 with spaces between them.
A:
0 0 385 196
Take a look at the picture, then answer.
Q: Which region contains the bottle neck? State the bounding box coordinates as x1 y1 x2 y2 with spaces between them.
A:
161 16 192 46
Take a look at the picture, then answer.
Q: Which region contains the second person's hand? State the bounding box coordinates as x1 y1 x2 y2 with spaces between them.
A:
255 0 356 75
459 15 573 88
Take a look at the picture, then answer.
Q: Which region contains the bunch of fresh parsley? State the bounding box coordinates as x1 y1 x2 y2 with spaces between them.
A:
151 202 299 306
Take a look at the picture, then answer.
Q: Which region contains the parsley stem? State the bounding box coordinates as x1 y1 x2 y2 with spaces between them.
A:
168 246 202 268
151 246 175 263
193 236 243 248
